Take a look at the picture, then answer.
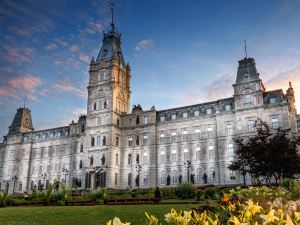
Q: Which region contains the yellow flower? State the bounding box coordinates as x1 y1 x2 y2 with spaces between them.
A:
228 202 236 212
145 212 159 225
284 214 295 225
260 209 279 224
111 217 130 225
294 212 300 221
229 216 247 225
106 220 112 225
247 199 262 215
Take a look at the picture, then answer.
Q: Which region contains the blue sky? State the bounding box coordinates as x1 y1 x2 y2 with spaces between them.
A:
1 0 300 140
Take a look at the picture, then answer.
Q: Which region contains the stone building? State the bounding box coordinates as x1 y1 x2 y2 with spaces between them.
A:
0 21 298 194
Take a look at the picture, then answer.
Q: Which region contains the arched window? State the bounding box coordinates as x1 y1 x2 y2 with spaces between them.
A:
102 136 106 146
91 137 95 147
160 171 166 185
90 155 94 166
128 154 132 165
79 160 83 169
80 144 83 153
99 71 104 81
128 173 132 186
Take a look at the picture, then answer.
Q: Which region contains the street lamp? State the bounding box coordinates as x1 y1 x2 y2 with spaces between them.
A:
62 168 69 185
11 175 18 194
41 173 47 190
184 160 191 182
135 164 142 189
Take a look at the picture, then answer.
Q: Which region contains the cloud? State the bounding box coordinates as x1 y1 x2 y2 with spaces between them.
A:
46 43 58 51
0 75 44 102
0 45 35 64
70 44 80 53
52 79 86 98
134 39 154 52
79 54 90 63
72 108 87 117
86 19 103 34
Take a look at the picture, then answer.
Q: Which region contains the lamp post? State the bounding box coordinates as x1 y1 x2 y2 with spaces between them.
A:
41 173 47 190
94 166 104 189
184 160 191 182
11 175 18 194
135 164 142 189
62 168 69 186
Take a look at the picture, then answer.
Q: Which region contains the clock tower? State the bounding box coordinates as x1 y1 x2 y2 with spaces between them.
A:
85 11 131 188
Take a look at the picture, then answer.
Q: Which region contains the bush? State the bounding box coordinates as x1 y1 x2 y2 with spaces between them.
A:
281 178 295 190
154 187 161 199
160 188 176 199
175 183 196 199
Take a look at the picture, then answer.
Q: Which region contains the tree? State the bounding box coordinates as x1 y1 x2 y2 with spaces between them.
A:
228 118 300 184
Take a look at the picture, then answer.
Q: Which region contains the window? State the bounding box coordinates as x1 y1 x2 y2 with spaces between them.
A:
196 168 202 183
171 132 176 142
96 136 101 146
194 110 199 116
143 152 148 164
172 171 178 184
116 119 119 127
136 136 139 145
79 160 83 169
116 153 119 165
183 112 188 118
103 100 108 109
247 120 255 132
171 150 176 162
207 126 213 132
182 130 188 141
95 155 101 166
128 173 132 186
102 136 106 146
143 172 148 184
128 154 132 165
183 149 189 161
206 108 212 115
144 116 148 124
196 147 201 160
143 135 148 145
227 124 233 136
225 105 231 111
208 144 214 159
245 94 252 104
19 182 22 191
96 117 101 126
99 71 105 81
39 164 43 174
116 136 119 146
128 137 133 146
80 144 83 153
171 114 176 120
228 144 234 156
271 118 279 129
210 169 216 181
91 137 95 147
269 98 276 104
160 116 165 122
160 133 165 144
194 129 200 140
160 151 166 163
114 173 118 185
136 115 140 125
160 171 166 185
93 103 97 111
136 154 140 164
230 170 236 180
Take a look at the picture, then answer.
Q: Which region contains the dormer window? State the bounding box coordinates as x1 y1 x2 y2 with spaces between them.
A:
225 105 231 111
206 108 212 115
269 98 276 104
194 110 199 116
160 116 165 122
245 94 252 104
171 114 176 120
182 112 188 118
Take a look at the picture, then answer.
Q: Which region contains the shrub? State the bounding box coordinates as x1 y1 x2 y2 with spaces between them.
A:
154 187 161 199
160 188 176 199
281 178 295 190
175 182 196 199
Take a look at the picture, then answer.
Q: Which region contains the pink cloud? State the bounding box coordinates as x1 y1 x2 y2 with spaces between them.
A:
79 54 90 63
52 79 86 98
46 43 58 51
70 44 79 53
0 45 35 63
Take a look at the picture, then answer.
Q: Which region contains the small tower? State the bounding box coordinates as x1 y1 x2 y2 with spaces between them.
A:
233 57 265 110
8 107 34 134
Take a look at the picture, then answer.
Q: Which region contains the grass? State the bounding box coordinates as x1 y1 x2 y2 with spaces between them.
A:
0 204 198 225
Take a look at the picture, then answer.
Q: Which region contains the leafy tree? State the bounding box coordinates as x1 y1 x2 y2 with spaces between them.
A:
229 118 300 185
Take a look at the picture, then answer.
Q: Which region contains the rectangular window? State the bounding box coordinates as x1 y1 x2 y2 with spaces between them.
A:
194 110 199 116
144 116 148 124
160 151 166 163
225 105 231 111
96 117 101 126
228 144 234 156
247 120 255 132
183 149 189 161
196 147 201 160
116 153 119 165
271 118 279 129
172 171 178 184
114 173 118 185
160 116 165 122
171 114 176 120
227 124 233 136
144 172 148 184
194 129 200 140
269 98 276 104
210 169 216 181
230 170 236 180
160 133 165 144
116 136 119 146
171 132 176 142
206 108 212 115
128 137 133 147
143 135 148 145
209 144 214 159
182 130 188 141
96 136 101 146
143 152 148 164
245 94 252 104
183 112 188 118
160 171 166 185
171 150 176 162
128 154 132 165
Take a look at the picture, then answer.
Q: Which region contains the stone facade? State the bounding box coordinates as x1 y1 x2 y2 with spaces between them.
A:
0 24 299 194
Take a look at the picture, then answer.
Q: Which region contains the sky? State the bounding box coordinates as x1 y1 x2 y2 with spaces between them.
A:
0 0 300 140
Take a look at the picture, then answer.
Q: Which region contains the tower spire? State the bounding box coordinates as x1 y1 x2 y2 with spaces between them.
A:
244 40 248 58
23 91 27 108
109 1 115 31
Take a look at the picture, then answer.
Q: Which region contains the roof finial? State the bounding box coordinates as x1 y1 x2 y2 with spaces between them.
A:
23 91 27 108
109 1 115 31
244 40 248 59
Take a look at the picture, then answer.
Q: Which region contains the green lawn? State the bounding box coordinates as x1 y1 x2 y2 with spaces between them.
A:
0 204 198 225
